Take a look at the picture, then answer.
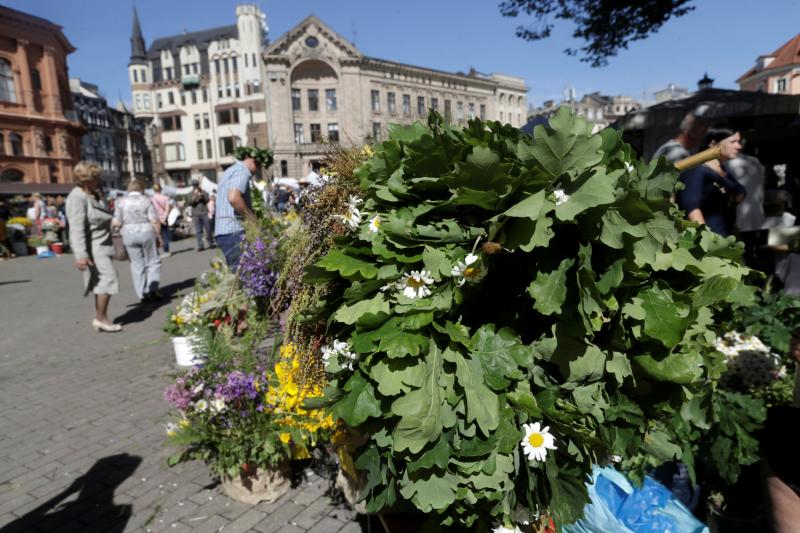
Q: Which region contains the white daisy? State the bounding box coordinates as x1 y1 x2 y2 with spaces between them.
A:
165 422 178 437
624 161 635 174
194 399 209 413
493 525 523 533
322 340 359 372
400 270 434 299
521 422 557 463
553 189 570 206
210 398 226 413
347 195 363 211
451 253 487 286
368 215 381 233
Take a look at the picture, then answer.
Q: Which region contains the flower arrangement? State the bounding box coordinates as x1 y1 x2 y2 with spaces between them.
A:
41 217 61 243
299 109 756 529
6 216 31 228
238 236 280 299
164 363 291 476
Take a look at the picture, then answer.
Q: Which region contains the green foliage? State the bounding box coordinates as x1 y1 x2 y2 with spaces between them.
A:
308 108 755 529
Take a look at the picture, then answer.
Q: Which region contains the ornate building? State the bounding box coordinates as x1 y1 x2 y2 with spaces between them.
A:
0 5 83 184
129 8 528 182
70 78 152 189
265 16 528 177
128 5 268 184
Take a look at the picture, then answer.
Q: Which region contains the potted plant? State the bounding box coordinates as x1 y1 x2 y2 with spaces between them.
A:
27 235 49 256
164 363 293 504
291 109 758 530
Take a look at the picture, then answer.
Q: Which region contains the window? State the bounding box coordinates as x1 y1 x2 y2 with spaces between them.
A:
164 143 185 161
205 139 212 159
226 84 231 97
280 160 288 177
371 90 380 112
196 140 204 159
203 113 210 129
135 94 142 109
217 85 223 98
417 96 425 116
143 94 151 109
214 59 220 75
168 91 175 105
223 58 229 74
165 67 173 80
777 78 788 92
45 135 53 153
218 108 238 124
480 104 486 120
308 89 319 112
180 92 186 106
9 133 23 156
310 123 322 143
202 88 208 102
294 123 304 144
456 101 464 120
500 111 503 121
468 103 475 119
133 69 138 83
326 89 337 111
142 69 147 83
1 59 17 103
31 69 42 90
219 136 239 156
161 115 182 131
387 92 396 113
372 122 381 141
231 56 238 72
194 114 201 129
402 94 411 114
327 123 339 143
444 99 451 121
292 89 301 111
234 82 240 98
191 90 197 104
244 54 248 68
431 97 439 113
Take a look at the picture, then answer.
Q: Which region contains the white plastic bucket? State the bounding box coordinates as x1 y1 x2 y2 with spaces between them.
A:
35 245 49 255
172 336 205 366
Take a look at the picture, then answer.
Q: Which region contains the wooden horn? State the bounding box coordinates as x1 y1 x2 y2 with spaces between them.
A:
674 146 722 172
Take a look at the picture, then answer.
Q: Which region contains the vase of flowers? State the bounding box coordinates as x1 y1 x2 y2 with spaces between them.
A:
164 364 294 503
171 335 205 366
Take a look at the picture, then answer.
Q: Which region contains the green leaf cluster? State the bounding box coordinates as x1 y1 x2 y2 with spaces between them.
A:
308 108 755 529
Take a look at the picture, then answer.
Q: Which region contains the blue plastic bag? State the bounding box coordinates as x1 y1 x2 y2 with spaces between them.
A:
565 466 708 533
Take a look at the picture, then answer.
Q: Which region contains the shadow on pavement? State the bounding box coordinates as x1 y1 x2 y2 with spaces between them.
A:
0 279 31 286
115 278 195 325
3 453 142 533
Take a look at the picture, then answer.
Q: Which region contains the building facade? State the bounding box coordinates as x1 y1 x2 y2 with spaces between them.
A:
264 16 528 177
738 34 800 95
128 5 268 185
70 78 152 189
0 5 82 184
527 91 641 132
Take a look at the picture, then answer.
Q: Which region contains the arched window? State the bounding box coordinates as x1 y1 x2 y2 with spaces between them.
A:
0 168 24 182
0 58 17 103
9 133 23 156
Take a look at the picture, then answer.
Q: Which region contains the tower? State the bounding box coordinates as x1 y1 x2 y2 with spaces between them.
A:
128 6 152 116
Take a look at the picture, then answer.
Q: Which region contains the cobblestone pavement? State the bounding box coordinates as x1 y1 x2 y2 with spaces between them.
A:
0 240 366 532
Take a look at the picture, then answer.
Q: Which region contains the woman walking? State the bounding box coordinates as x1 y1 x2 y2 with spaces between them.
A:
65 161 122 332
113 180 163 302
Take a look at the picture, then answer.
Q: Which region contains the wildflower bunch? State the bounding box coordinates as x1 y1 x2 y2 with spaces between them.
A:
238 236 280 299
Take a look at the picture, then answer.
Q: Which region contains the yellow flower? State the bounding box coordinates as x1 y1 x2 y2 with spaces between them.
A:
178 419 191 429
279 432 291 444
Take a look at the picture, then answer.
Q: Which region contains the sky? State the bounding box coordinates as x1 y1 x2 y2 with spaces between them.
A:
6 0 800 107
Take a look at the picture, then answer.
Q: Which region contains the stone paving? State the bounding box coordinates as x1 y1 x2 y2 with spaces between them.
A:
0 240 369 532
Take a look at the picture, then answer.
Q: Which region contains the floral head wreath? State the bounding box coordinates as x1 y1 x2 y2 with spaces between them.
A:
233 146 274 168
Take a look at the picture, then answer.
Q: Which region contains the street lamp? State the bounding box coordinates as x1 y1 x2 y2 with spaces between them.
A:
697 73 714 91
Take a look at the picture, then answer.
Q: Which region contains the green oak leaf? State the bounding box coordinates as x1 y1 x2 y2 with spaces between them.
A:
316 249 379 279
453 351 500 435
527 258 574 315
332 372 382 426
391 342 443 453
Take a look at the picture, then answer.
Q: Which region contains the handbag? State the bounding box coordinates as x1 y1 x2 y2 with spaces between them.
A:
112 232 129 261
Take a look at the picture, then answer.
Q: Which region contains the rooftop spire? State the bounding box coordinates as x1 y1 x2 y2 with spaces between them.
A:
130 6 146 64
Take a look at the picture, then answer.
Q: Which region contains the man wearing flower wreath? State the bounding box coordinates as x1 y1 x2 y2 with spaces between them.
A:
214 146 273 269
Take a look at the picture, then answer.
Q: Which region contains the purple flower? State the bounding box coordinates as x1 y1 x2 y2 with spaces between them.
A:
238 237 279 298
164 379 192 411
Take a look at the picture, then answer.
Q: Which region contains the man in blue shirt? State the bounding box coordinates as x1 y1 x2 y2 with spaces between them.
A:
214 146 273 268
